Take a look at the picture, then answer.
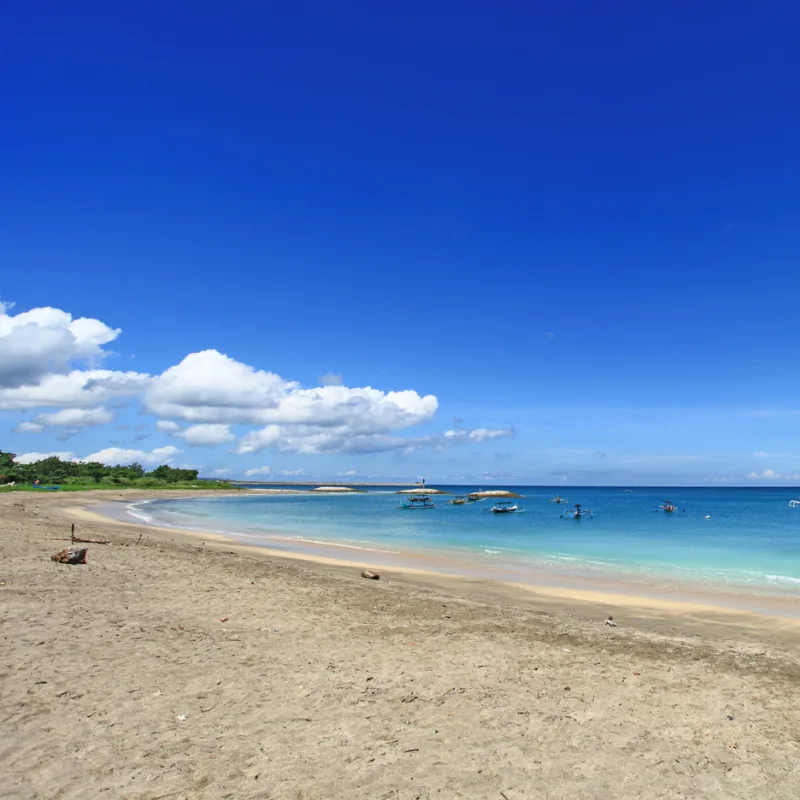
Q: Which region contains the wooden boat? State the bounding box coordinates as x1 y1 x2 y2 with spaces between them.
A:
560 503 592 519
490 501 520 513
659 501 676 513
448 495 469 505
549 495 568 504
399 495 435 509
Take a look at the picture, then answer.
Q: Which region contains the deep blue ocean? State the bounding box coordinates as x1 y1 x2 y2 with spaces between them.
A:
122 486 800 596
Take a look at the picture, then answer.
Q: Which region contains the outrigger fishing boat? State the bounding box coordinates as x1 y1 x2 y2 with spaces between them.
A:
560 503 592 519
657 500 677 512
549 495 568 504
489 501 521 513
448 495 471 505
399 495 436 509
789 498 800 508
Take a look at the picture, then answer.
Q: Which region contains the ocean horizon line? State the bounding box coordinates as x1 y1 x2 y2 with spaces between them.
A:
220 480 800 491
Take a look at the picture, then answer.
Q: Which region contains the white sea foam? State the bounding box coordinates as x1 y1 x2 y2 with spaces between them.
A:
765 574 800 585
265 535 400 555
125 501 154 524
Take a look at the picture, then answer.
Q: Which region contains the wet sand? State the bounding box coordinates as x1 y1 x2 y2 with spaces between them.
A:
3 489 800 799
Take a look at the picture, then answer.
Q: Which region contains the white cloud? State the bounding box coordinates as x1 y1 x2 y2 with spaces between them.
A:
443 428 514 444
338 469 357 476
145 350 294 421
80 445 179 466
237 427 408 455
144 349 440 455
244 465 272 476
14 421 44 433
237 424 514 456
0 369 149 411
545 332 556 339
13 451 74 464
0 304 120 389
176 423 234 447
146 350 436 429
35 406 114 428
0 303 508 460
157 420 181 433
747 469 800 481
213 468 231 475
243 467 309 478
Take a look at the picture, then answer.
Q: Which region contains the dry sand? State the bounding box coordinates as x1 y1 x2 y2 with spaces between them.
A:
2 490 800 799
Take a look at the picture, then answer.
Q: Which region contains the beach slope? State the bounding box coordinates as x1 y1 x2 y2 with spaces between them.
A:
2 491 800 799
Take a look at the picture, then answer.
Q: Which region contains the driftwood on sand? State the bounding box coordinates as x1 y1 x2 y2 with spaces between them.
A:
52 523 109 545
50 546 88 565
361 570 380 580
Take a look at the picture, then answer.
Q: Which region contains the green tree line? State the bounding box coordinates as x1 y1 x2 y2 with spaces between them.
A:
0 451 230 489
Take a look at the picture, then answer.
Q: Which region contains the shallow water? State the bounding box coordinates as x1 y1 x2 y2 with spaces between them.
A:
119 486 800 597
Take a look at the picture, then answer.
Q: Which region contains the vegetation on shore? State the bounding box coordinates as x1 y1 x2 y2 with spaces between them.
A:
0 451 236 492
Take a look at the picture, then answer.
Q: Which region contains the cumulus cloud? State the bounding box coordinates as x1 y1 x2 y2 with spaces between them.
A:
80 446 179 466
13 451 74 464
0 304 120 389
0 369 149 411
747 469 800 480
237 424 514 456
443 428 514 444
0 302 511 460
14 421 44 433
176 423 235 447
145 350 294 421
35 406 114 428
244 465 272 476
157 420 181 433
280 468 305 476
237 427 407 455
145 351 436 430
143 349 444 455
213 468 231 475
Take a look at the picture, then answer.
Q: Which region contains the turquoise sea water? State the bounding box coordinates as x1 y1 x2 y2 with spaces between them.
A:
121 486 800 597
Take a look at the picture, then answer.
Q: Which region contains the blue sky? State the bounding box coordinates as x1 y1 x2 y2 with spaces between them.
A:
2 1 800 484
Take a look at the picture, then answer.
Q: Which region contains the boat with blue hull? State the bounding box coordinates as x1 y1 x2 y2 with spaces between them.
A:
399 495 436 509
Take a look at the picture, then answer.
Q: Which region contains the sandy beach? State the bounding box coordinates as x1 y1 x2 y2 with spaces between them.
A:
3 490 800 799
